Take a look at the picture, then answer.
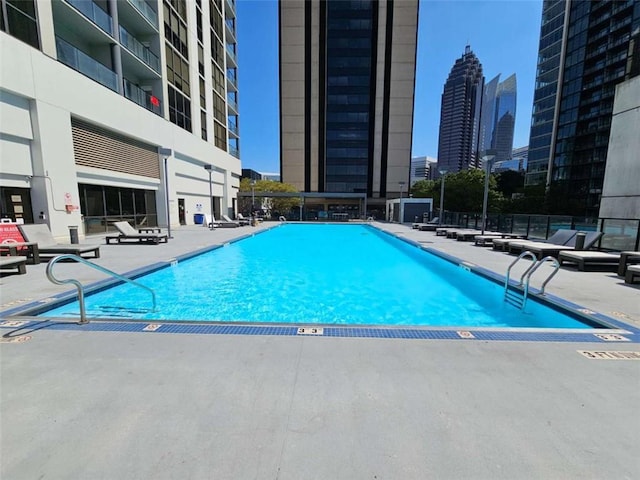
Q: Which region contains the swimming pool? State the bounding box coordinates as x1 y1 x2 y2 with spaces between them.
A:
37 224 602 328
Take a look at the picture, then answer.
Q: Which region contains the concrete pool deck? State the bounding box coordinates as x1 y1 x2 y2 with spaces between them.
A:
1 221 639 479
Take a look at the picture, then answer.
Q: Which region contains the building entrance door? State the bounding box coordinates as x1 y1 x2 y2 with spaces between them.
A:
178 198 186 225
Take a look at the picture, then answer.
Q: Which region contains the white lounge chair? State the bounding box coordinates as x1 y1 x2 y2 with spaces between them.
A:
18 224 100 258
107 221 168 244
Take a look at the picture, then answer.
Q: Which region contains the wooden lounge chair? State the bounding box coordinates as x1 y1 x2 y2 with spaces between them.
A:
0 255 27 274
204 214 238 228
106 221 168 244
524 232 603 259
18 224 100 258
222 214 242 226
625 265 640 284
501 229 578 254
558 250 621 271
236 213 251 226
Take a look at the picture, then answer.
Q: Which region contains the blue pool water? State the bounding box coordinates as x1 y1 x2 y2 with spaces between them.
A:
40 224 596 328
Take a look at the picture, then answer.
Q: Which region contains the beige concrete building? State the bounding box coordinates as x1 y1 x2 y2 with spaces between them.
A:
279 0 418 218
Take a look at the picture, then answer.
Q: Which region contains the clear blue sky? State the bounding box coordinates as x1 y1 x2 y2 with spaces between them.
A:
237 0 543 173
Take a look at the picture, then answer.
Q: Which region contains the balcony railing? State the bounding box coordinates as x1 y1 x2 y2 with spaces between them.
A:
126 0 158 28
228 123 239 135
65 0 112 35
119 25 160 73
56 37 118 92
227 97 238 111
123 78 162 115
226 44 237 64
225 18 236 37
229 145 240 158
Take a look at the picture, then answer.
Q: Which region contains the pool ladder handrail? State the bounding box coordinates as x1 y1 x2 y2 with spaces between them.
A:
504 252 560 310
45 254 156 324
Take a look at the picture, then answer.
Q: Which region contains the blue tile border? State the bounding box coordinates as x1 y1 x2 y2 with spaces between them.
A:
1 319 637 343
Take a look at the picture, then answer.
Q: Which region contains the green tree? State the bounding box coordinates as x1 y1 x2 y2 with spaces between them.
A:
440 169 504 213
239 178 299 216
410 179 436 198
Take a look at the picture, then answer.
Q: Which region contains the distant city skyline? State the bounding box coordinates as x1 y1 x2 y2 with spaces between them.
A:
237 0 542 174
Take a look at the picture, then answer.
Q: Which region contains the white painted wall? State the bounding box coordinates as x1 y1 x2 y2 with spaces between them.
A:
599 76 640 219
0 33 240 240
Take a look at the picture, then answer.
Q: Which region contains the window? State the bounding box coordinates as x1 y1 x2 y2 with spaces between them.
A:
168 85 192 132
2 0 39 48
214 122 227 150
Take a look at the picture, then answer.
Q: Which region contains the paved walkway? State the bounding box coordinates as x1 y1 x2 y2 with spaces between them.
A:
1 222 639 479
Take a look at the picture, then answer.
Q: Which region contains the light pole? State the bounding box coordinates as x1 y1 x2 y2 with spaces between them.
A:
481 155 496 235
250 179 256 214
204 164 214 229
399 181 405 223
299 196 304 221
158 148 173 239
438 169 447 226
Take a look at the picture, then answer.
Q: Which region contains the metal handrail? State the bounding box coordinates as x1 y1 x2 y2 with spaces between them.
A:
504 251 538 290
523 255 560 297
45 254 156 324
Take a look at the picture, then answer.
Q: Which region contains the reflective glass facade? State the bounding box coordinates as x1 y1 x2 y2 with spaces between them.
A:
526 0 566 187
324 1 375 193
437 46 484 173
527 0 640 216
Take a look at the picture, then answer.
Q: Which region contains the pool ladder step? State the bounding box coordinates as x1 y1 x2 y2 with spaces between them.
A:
504 252 560 310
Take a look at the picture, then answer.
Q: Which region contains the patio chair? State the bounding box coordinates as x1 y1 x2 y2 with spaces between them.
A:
106 221 168 245
221 214 242 226
236 213 251 226
0 255 27 274
18 224 100 258
498 229 578 253
205 214 238 228
522 231 603 260
558 250 621 271
625 265 640 284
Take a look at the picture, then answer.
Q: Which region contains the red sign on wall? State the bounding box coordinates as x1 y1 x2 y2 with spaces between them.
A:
0 223 26 244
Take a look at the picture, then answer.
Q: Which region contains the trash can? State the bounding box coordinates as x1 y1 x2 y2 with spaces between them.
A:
194 213 204 225
69 225 79 244
575 232 586 250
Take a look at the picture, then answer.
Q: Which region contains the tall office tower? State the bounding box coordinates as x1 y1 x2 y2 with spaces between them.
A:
478 74 517 164
436 45 484 175
525 0 640 216
410 156 436 185
0 0 240 238
279 0 419 213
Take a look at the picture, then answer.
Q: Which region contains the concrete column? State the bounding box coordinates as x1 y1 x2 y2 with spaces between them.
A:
108 0 123 94
29 100 83 241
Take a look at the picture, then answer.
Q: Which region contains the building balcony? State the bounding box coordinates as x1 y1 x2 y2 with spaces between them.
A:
228 123 239 137
125 0 158 29
226 70 238 91
64 0 112 36
229 144 240 159
226 44 238 67
119 25 160 73
225 0 236 17
227 97 238 113
225 18 236 41
56 36 118 92
123 78 162 115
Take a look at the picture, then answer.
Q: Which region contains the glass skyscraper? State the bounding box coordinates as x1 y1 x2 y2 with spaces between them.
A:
479 73 517 164
526 0 640 216
437 45 484 174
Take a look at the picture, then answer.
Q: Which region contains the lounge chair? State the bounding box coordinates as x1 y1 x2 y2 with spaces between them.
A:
625 265 640 284
523 232 603 259
205 214 238 228
412 217 438 229
474 233 525 247
496 229 578 253
558 250 621 271
106 221 168 244
18 224 100 258
221 214 242 226
0 255 27 274
236 213 251 226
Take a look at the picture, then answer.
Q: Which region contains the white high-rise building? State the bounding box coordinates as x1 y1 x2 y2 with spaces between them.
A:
410 156 437 185
0 0 241 239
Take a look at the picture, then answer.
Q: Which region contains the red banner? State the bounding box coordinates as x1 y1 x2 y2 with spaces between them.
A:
0 223 26 245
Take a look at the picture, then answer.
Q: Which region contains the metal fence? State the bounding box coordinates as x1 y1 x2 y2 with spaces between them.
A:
433 212 639 251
